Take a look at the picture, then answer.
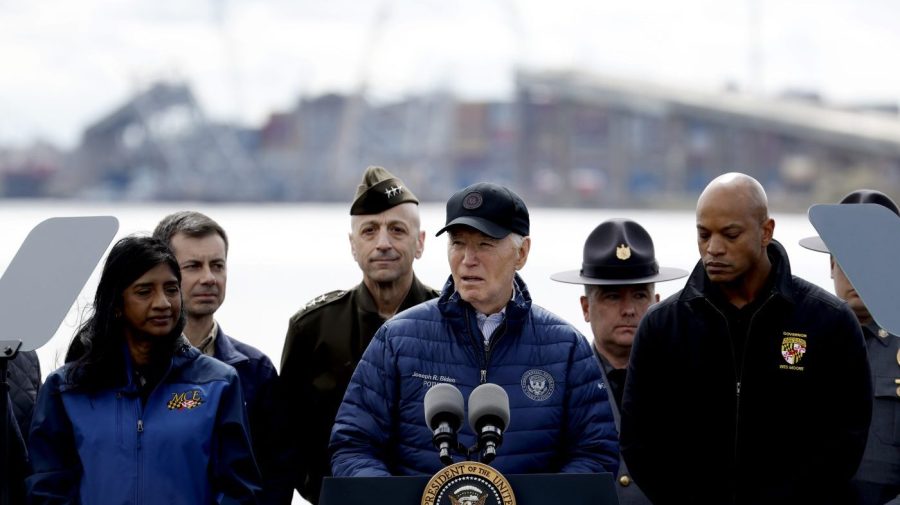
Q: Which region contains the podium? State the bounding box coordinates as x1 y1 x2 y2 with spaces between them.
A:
321 472 619 505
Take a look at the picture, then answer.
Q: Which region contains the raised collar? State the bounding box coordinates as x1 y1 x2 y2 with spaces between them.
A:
864 321 894 347
681 239 795 307
438 272 532 325
211 324 249 366
355 274 432 318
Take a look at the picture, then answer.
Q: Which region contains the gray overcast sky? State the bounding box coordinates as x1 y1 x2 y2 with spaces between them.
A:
2 0 900 148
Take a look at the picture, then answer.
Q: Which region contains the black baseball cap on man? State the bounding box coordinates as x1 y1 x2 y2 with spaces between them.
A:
350 166 419 215
435 182 530 239
552 218 688 285
799 189 900 253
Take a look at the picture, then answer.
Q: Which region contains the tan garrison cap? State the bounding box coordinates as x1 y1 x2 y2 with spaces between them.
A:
350 166 419 215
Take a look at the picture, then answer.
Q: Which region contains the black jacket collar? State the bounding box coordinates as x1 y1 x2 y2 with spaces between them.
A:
680 239 796 307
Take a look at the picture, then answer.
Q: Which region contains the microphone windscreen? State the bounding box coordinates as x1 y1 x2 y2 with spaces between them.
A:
424 383 465 429
468 383 510 430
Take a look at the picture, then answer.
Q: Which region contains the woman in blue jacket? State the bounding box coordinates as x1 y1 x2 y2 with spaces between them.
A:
27 235 260 504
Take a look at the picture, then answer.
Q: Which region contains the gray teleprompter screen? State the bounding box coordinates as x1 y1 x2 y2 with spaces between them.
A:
0 216 118 351
810 203 900 336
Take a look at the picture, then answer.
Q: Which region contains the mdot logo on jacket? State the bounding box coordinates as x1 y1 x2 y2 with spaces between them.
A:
521 369 554 401
167 389 205 410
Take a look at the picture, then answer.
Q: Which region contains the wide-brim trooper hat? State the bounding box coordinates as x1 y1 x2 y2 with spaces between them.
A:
799 189 900 253
551 218 688 285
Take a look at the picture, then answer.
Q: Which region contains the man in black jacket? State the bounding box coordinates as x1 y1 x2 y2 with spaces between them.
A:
621 172 872 505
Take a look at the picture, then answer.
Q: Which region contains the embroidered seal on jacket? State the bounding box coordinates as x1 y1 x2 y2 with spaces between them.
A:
779 333 808 371
521 369 554 401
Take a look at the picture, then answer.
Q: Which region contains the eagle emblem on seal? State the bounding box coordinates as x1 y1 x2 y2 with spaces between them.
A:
521 369 555 401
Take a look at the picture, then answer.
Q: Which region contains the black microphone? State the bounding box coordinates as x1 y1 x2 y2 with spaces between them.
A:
468 383 510 464
423 383 465 466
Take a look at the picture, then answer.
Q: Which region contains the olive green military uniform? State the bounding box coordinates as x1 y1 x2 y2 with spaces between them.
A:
280 277 439 503
282 164 432 503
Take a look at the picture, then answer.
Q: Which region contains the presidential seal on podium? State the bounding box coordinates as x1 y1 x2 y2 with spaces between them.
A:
421 462 516 505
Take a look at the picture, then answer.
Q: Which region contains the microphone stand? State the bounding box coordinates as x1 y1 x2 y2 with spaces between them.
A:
436 432 469 467
0 340 22 505
473 424 503 464
447 441 471 466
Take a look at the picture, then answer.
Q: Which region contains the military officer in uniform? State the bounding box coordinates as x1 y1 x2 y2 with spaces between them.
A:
551 218 687 505
280 166 439 504
800 189 900 505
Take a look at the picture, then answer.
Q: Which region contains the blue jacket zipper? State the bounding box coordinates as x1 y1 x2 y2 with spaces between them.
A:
465 310 508 384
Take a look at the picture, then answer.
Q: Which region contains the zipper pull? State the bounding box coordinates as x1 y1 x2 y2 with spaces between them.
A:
137 419 144 433
480 369 487 384
736 381 741 398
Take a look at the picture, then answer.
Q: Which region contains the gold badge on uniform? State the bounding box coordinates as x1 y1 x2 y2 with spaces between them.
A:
616 244 631 260
421 462 515 505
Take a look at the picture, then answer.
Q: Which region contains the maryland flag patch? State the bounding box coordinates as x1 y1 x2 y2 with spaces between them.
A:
781 337 806 364
779 333 807 371
167 390 204 411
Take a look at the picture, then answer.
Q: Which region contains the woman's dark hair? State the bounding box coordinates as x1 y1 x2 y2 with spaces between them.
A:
66 235 185 389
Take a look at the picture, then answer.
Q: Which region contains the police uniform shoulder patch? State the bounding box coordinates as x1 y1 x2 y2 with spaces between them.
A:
521 369 555 401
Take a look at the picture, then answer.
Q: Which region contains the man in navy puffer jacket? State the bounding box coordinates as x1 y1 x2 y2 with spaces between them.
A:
330 182 619 477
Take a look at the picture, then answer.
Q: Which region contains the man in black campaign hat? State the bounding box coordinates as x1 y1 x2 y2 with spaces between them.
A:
330 181 620 479
552 218 687 505
280 166 439 504
800 189 900 505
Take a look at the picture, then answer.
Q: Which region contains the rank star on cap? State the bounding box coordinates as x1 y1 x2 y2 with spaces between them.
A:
349 166 419 215
385 185 404 199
